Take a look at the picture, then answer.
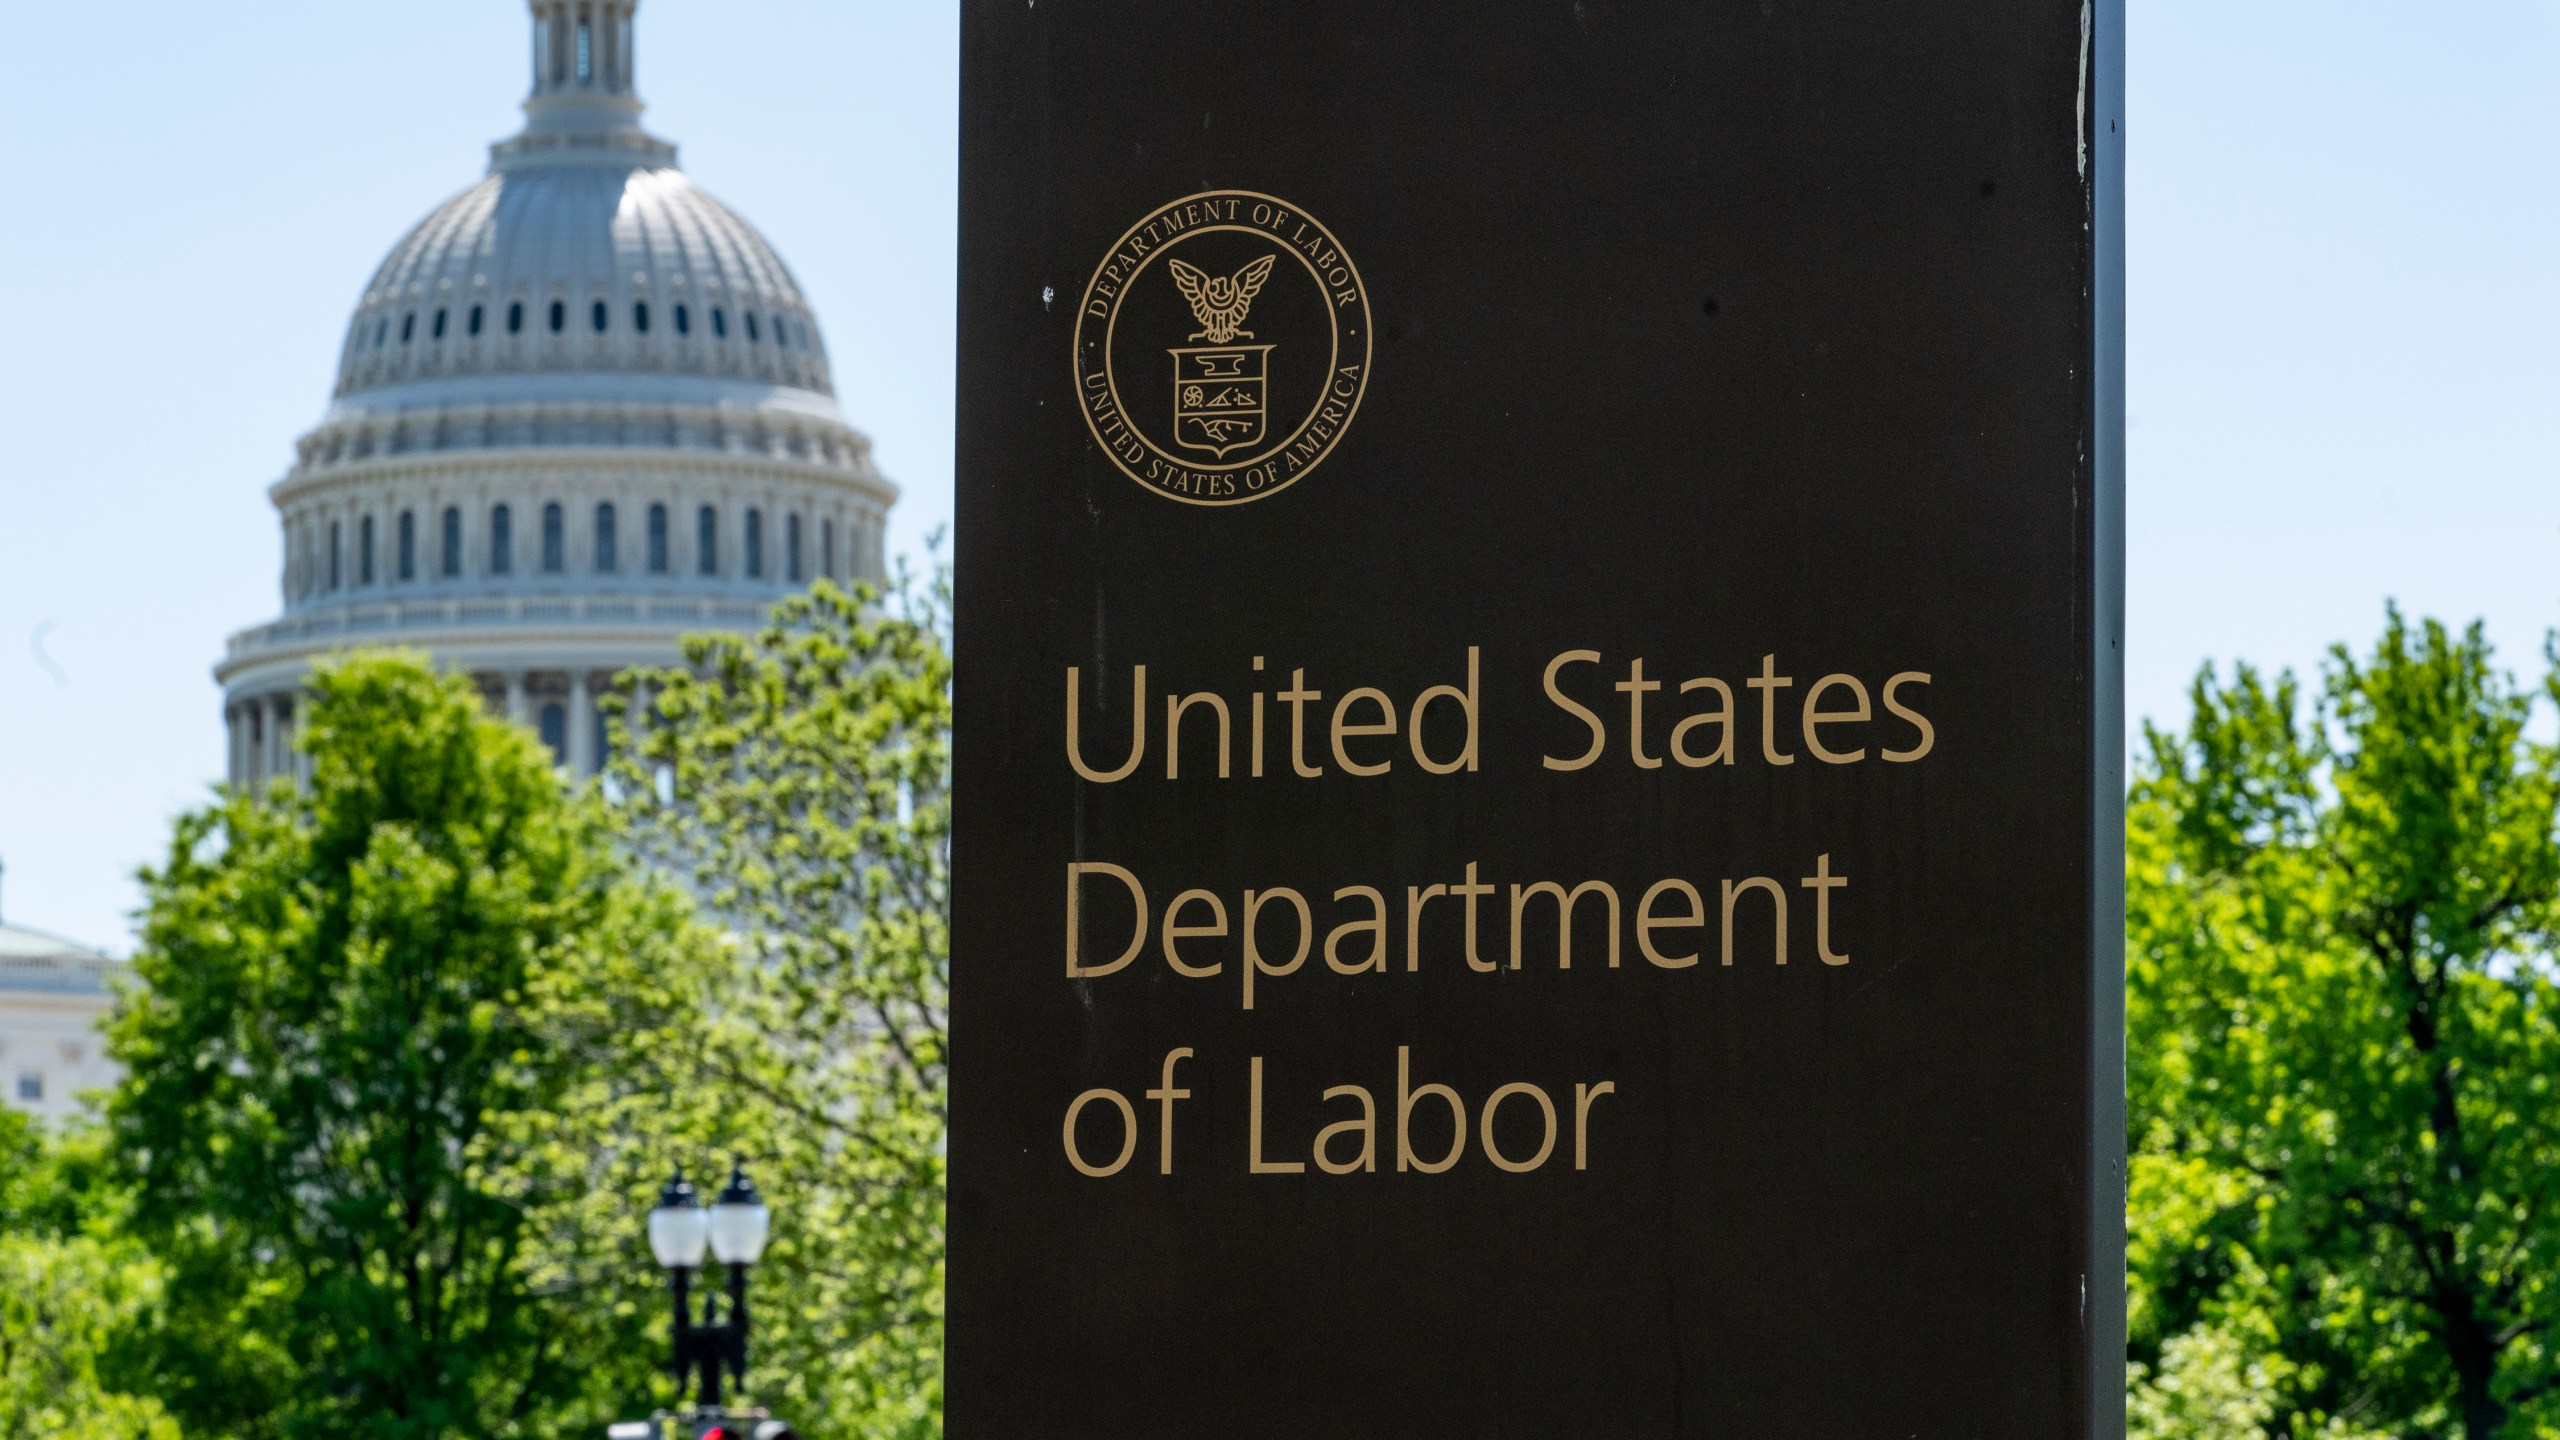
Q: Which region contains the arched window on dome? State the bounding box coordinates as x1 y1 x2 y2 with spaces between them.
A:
744 313 761 343
697 506 718 576
401 313 416 344
468 305 484 337
745 509 765 579
634 301 650 334
773 316 790 349
432 309 448 340
821 518 835 580
398 510 416 581
595 503 618 574
648 503 669 573
712 308 728 339
674 305 691 336
509 301 525 335
542 503 565 573
591 301 609 334
786 514 804 583
360 516 377 586
329 521 343 590
549 300 566 334
374 317 388 348
539 702 568 764
441 506 461 577
491 504 513 575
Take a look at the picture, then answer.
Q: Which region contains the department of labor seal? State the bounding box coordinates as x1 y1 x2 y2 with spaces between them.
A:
1073 190 1372 506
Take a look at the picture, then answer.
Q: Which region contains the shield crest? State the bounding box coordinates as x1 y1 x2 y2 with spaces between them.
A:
1171 344 1274 458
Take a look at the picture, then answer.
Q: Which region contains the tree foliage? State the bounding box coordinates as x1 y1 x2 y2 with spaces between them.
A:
107 653 700 1440
0 1111 179 1440
605 574 950 1440
2129 609 2560 1438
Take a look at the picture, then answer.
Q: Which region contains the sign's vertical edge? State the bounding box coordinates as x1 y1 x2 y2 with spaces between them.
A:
945 4 987 1431
2088 0 2130 1433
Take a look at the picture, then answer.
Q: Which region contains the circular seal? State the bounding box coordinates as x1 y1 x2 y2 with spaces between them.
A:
1072 190 1372 506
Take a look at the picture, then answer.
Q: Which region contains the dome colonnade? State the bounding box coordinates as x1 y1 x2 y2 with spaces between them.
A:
219 0 894 785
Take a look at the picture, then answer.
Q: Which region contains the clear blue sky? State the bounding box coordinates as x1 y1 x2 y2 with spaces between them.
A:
1 0 2555 950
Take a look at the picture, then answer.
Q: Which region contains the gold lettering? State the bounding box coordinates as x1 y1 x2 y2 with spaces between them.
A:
1408 646 1480 774
1671 676 1737 767
1325 886 1389 974
1882 671 1936 761
1405 883 1448 972
1396 1046 1466 1174
1801 674 1871 764
1314 1085 1378 1174
1330 687 1397 776
1542 649 1606 770
1242 887 1312 1010
1065 665 1146 783
1249 1057 1307 1174
1066 862 1148 978
1720 876 1788 966
1574 1081 1616 1170
1747 654 1795 766
1508 879 1622 970
1637 878 1704 968
1800 853 1850 965
1480 1083 1557 1173
1281 668 1324 777
1062 1088 1137 1177
1250 656 1267 776
1454 862 1496 973
1145 1048 1194 1174
1166 690 1232 779
1161 888 1227 978
1615 657 1663 769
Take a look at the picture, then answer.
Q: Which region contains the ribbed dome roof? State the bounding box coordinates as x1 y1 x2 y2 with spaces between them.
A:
326 0 836 415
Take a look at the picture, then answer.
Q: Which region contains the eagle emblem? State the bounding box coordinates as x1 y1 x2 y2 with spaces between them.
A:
1071 189 1372 504
1167 255 1278 344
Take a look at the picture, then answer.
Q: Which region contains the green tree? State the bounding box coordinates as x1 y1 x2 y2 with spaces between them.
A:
2129 609 2560 1438
605 575 949 1440
108 652 700 1440
0 1111 179 1440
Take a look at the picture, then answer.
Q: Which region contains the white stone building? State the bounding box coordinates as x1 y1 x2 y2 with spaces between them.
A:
218 0 896 781
0 866 121 1122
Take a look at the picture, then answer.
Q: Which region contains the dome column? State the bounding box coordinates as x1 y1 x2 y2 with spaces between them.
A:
264 695 289 786
525 0 644 106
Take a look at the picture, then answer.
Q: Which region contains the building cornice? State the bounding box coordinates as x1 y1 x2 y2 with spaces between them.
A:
217 592 779 680
270 442 898 510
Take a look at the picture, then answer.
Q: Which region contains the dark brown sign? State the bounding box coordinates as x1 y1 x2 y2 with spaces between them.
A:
952 3 2125 1435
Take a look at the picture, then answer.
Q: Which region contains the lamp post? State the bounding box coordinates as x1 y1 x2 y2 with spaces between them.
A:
649 1161 773 1412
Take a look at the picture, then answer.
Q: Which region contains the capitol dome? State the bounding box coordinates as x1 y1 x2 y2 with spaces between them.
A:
327 163 834 415
218 0 896 785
